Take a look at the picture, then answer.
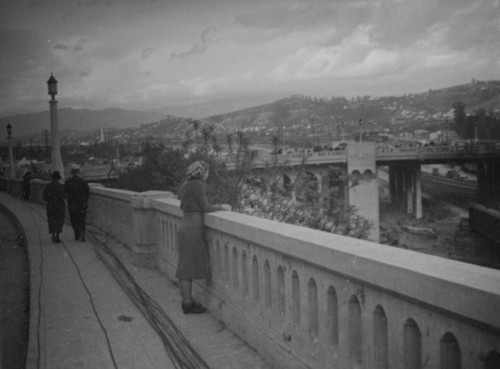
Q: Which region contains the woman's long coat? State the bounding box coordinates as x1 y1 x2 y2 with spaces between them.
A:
43 180 66 233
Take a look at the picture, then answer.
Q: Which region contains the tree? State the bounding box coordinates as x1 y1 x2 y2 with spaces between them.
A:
113 138 186 192
111 120 372 240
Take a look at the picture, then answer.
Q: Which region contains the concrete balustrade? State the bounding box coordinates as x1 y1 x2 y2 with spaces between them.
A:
88 184 136 248
1 176 500 369
150 195 500 369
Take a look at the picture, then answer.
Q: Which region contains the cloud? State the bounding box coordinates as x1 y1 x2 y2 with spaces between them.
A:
0 0 498 116
170 26 218 60
141 47 155 60
179 71 253 97
0 28 50 73
28 0 45 8
270 25 403 81
170 43 207 60
79 68 92 77
338 48 402 78
232 1 371 47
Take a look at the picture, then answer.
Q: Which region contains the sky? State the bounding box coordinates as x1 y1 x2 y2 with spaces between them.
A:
0 0 499 118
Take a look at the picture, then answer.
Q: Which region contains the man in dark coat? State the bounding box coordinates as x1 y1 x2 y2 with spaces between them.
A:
64 164 90 242
22 171 32 200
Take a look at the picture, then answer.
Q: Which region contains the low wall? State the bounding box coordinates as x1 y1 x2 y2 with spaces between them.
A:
2 177 500 369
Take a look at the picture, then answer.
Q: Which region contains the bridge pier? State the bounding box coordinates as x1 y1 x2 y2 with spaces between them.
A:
388 163 422 219
347 142 380 242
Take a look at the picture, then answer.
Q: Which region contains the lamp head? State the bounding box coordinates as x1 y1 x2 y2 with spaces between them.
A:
47 73 58 98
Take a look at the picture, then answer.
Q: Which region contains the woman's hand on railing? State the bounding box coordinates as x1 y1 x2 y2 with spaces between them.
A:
219 204 232 211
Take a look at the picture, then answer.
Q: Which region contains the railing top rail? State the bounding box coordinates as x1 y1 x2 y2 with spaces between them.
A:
247 144 500 168
199 210 500 330
90 184 137 201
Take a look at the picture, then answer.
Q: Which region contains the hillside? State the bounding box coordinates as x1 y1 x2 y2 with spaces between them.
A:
2 80 499 143
202 80 500 137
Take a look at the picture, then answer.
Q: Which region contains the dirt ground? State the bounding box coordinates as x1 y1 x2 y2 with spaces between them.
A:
0 209 29 369
379 198 500 269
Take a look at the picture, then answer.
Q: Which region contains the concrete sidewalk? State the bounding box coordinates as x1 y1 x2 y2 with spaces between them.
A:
0 191 270 369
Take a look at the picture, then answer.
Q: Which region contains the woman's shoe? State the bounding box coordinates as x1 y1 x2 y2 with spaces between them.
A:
181 302 207 314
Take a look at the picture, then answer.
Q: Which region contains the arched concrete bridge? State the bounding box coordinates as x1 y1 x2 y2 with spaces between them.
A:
247 142 500 242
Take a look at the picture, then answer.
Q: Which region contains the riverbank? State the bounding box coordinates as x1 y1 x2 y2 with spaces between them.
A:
379 198 500 269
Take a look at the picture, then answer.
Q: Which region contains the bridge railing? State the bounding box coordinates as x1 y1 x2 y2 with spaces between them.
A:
2 176 500 369
264 142 500 166
89 184 500 369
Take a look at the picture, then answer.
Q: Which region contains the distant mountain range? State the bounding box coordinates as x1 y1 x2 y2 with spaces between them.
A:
0 108 166 141
1 80 499 142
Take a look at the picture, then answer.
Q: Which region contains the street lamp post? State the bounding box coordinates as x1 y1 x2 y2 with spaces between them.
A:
47 73 64 178
358 119 363 142
6 123 15 178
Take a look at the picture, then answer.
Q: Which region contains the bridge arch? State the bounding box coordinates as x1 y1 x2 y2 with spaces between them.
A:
283 173 293 192
232 247 239 288
242 250 249 297
373 305 388 369
307 278 319 338
264 260 272 308
440 332 461 369
349 295 363 365
484 350 500 369
326 286 339 345
403 318 422 369
363 169 374 180
252 255 259 301
350 169 361 186
277 265 286 317
292 271 301 327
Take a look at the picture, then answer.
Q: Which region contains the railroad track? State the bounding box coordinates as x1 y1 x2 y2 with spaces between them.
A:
421 173 477 209
378 169 478 210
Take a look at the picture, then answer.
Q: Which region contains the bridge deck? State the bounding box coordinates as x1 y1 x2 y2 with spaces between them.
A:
0 192 270 369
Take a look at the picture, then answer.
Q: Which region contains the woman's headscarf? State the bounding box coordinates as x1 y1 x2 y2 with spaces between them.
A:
186 161 208 180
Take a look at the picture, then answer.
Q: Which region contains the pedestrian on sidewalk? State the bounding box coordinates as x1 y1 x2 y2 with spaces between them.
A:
22 171 32 200
43 171 65 243
64 164 90 242
177 160 230 314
